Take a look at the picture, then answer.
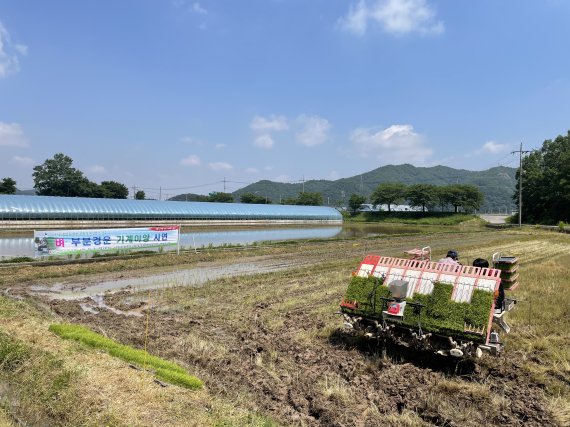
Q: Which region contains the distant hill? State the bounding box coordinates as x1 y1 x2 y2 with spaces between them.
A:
226 164 516 211
15 189 36 196
169 193 207 202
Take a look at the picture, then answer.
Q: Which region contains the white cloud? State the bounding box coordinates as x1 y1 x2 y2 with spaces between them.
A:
254 133 275 149
192 2 207 14
339 0 369 36
11 155 34 166
349 124 433 164
245 167 259 173
180 155 201 166
274 174 290 183
173 0 206 13
88 165 107 174
264 165 273 171
339 0 444 36
478 141 507 154
14 44 27 55
215 143 227 149
295 115 331 147
0 122 28 147
250 115 288 132
209 161 233 171
180 136 202 146
329 170 340 180
0 21 27 78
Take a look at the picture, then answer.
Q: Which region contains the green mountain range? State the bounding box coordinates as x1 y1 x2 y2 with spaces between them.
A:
229 164 517 211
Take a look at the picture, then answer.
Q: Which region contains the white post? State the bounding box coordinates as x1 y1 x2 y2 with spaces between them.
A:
177 224 181 255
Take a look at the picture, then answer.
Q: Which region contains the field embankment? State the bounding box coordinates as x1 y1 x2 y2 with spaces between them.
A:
345 212 482 226
0 227 569 426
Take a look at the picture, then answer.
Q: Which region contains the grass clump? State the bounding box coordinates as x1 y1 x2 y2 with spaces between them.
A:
346 211 479 226
0 256 34 264
49 323 203 390
0 331 30 371
0 331 84 425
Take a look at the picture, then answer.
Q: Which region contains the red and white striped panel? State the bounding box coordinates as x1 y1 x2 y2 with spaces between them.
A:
355 255 501 303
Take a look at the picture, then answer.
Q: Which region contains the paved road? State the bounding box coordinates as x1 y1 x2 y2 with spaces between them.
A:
479 214 509 224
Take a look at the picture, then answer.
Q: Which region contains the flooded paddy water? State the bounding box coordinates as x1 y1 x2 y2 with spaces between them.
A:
0 223 421 259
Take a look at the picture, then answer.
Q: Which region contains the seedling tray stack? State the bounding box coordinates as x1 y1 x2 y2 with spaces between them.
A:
493 256 519 290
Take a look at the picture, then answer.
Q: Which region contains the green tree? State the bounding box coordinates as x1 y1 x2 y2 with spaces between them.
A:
444 184 484 213
280 197 298 205
0 177 17 194
515 131 570 223
296 192 323 206
434 186 451 212
208 192 234 203
348 194 366 215
370 183 407 212
32 153 91 197
135 190 146 200
240 192 270 204
100 181 129 199
406 184 437 212
461 185 485 212
445 185 465 213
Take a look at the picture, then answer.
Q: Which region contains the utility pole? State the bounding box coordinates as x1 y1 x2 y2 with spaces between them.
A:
301 175 305 193
511 143 530 227
159 186 162 201
132 185 136 199
223 177 226 193
360 175 363 193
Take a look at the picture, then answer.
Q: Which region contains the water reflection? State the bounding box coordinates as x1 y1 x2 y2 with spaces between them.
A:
1 227 340 258
180 227 342 249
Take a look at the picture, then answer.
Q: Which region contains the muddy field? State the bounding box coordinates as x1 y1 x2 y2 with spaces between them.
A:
11 229 562 426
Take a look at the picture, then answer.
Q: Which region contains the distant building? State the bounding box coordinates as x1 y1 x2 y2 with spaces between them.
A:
357 204 423 212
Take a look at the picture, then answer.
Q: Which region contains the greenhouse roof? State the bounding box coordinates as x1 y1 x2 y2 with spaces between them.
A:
0 195 343 221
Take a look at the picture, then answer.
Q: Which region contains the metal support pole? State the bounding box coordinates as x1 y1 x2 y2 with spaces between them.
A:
512 143 530 227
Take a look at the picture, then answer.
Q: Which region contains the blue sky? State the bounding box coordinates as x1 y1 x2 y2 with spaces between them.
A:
1 0 569 199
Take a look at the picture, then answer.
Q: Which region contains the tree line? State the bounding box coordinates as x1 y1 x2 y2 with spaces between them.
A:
0 153 146 199
348 183 485 214
202 191 324 205
516 130 570 224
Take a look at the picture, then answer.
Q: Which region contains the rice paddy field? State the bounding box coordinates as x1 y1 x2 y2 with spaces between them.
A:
0 224 569 426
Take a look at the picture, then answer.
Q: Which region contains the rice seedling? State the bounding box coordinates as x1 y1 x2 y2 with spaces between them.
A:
49 323 202 390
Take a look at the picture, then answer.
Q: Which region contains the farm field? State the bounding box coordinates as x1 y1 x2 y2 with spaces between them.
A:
1 227 569 426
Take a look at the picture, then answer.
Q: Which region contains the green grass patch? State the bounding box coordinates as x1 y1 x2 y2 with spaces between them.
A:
0 331 83 424
0 256 35 264
49 323 203 390
342 278 493 342
345 211 479 225
0 331 31 371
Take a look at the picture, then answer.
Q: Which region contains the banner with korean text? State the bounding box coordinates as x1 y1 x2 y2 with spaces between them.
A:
33 226 180 257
